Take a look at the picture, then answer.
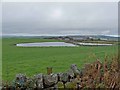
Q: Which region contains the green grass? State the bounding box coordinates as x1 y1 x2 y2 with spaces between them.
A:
2 38 118 81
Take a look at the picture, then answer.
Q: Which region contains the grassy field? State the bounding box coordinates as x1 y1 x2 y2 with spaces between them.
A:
2 38 118 81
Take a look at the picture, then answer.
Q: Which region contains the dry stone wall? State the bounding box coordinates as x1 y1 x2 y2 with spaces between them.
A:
1 57 120 90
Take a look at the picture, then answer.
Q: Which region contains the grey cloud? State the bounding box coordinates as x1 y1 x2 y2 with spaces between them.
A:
2 2 118 35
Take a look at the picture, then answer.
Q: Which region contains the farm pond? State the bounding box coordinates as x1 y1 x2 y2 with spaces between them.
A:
16 42 113 47
16 42 77 47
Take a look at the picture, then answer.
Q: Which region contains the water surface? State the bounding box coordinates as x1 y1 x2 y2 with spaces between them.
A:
78 42 113 46
16 42 77 47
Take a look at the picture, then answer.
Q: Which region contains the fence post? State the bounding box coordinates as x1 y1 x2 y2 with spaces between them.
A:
47 67 52 75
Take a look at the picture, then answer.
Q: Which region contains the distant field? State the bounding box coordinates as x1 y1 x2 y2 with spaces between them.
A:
2 38 118 81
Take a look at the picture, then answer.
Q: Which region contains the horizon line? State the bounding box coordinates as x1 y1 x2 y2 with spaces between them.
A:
1 33 120 37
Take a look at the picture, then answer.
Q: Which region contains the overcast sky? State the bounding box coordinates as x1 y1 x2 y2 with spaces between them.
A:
2 2 118 36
